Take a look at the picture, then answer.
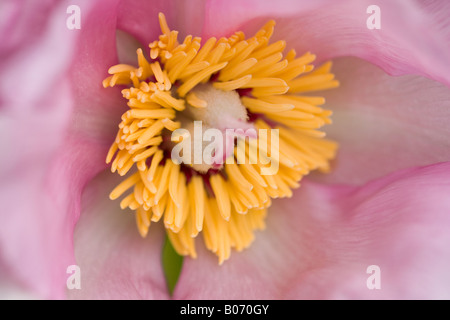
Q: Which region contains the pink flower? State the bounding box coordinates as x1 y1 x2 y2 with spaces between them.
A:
1 0 449 299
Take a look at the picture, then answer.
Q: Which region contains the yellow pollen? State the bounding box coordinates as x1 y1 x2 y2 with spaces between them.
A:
103 13 339 264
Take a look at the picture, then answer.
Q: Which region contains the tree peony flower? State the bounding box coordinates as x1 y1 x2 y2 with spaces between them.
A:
1 0 449 300
103 12 339 266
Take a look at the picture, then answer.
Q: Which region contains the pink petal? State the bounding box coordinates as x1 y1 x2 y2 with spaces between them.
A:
116 0 207 45
203 0 450 86
0 0 92 299
174 161 450 299
63 1 177 298
66 171 169 300
1 0 124 298
312 57 450 185
201 0 329 38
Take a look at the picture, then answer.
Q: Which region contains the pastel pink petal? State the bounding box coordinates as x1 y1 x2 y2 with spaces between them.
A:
66 171 169 300
71 0 123 133
0 1 93 298
174 161 450 299
57 0 192 299
204 0 450 86
66 0 123 192
1 0 124 299
0 0 65 60
116 0 206 46
311 57 450 185
201 0 329 38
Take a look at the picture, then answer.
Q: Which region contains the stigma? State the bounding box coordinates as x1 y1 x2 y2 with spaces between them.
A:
103 13 339 264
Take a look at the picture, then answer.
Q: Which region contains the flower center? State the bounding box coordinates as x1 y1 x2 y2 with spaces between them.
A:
103 13 339 264
174 83 252 173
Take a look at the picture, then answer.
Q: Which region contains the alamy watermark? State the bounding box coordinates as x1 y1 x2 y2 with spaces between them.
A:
171 121 280 175
366 5 381 30
366 265 381 290
66 4 381 31
66 5 81 30
66 265 81 290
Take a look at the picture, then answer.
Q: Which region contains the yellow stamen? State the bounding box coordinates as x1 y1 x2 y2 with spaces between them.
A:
108 64 136 74
218 58 258 82
147 149 164 181
103 13 339 264
209 174 231 221
186 92 207 108
137 119 165 145
177 62 228 97
213 75 252 91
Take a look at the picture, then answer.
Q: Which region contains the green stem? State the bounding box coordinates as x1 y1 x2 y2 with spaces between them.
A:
162 234 184 295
